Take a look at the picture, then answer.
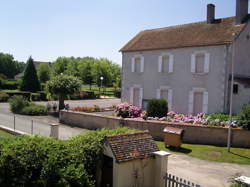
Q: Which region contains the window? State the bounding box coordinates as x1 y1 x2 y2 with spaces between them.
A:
158 53 174 73
233 84 239 94
132 55 144 73
191 52 210 74
188 88 208 114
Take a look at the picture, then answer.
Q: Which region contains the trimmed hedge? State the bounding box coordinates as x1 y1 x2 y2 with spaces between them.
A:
0 79 20 90
146 98 168 118
0 127 137 186
21 104 48 116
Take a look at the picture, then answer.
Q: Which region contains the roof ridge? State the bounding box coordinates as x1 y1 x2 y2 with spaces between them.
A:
142 16 236 33
106 131 150 138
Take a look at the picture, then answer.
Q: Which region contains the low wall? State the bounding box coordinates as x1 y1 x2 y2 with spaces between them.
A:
60 110 250 148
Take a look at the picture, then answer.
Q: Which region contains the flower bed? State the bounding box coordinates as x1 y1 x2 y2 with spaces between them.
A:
114 103 240 128
72 105 115 113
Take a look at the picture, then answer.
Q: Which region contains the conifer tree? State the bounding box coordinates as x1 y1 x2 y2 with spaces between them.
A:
20 56 41 92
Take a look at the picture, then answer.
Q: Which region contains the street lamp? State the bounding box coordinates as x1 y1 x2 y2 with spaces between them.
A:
227 33 238 152
100 76 104 95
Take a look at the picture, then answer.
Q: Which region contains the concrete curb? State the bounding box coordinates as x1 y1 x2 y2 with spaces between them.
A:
0 125 28 136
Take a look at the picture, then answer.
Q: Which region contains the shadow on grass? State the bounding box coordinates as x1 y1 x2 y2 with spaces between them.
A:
166 146 192 154
230 151 250 160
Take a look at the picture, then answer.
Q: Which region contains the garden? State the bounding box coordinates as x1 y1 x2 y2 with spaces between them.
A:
113 99 250 130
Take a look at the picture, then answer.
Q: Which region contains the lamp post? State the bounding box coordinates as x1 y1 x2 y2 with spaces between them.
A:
100 76 104 95
227 33 237 152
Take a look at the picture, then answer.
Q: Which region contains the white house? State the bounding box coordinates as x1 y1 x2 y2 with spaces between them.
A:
120 0 250 115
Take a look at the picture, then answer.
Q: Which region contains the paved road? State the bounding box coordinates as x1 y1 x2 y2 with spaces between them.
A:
168 154 250 187
0 98 120 139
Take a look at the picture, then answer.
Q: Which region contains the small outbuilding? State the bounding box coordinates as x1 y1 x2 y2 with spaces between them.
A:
99 131 171 187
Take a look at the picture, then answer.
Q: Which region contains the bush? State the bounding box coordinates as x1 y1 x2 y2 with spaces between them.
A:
30 93 41 101
21 104 47 116
114 90 121 98
0 93 10 102
0 79 19 90
8 95 29 113
115 103 142 118
0 127 138 186
237 105 250 130
146 99 168 118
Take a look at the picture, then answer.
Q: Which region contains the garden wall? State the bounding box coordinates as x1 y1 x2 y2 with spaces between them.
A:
60 110 250 148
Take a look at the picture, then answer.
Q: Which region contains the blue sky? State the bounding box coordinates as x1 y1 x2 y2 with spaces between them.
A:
0 0 245 65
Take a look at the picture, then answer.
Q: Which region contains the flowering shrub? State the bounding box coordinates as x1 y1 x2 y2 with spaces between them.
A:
115 103 142 118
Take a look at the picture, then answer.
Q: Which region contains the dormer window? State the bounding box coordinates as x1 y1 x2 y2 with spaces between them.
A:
131 55 144 73
158 53 174 73
191 51 210 74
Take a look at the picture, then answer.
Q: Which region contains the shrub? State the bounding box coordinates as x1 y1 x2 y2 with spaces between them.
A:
115 103 142 118
8 95 29 113
0 127 138 186
0 79 19 90
0 93 10 102
237 105 250 130
146 99 168 118
21 104 47 116
30 93 41 101
114 90 121 98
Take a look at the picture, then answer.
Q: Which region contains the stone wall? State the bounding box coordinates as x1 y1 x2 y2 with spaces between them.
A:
60 110 250 148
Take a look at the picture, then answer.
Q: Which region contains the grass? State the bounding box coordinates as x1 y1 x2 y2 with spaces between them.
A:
82 85 120 97
0 129 13 138
156 141 250 165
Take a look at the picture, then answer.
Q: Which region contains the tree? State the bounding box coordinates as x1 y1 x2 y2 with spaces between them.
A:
20 57 41 92
53 57 69 75
79 62 93 90
0 52 25 78
46 75 81 110
37 63 51 83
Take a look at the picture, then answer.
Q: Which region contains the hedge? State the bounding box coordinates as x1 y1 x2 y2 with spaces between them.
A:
0 127 138 186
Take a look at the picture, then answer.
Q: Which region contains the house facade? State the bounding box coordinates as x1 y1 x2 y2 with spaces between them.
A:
121 0 250 115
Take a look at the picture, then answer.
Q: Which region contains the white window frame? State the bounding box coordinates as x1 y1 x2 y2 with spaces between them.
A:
156 86 173 111
130 85 143 108
131 55 144 73
188 87 208 114
158 53 174 73
191 51 210 74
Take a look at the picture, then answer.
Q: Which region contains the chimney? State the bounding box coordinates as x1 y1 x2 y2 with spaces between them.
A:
207 4 215 24
236 0 249 25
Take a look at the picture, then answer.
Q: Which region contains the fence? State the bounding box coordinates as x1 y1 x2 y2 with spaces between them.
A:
164 173 202 187
0 113 53 137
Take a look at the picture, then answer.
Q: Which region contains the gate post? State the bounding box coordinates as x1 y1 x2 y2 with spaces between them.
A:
50 123 59 139
153 151 171 187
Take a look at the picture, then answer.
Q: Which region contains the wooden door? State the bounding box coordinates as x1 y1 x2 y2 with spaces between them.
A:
193 92 203 115
133 88 140 107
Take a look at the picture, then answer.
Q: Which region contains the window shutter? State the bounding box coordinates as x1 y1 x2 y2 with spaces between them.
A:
191 54 196 73
156 89 161 99
169 55 174 73
139 88 143 108
188 91 194 114
168 89 173 111
131 57 135 72
130 87 134 103
202 91 208 114
204 53 210 73
158 56 162 73
140 56 144 73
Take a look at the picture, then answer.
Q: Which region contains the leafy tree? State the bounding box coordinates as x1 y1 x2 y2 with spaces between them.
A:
79 62 93 90
46 75 81 110
20 57 41 92
0 52 25 78
65 58 80 77
37 63 51 83
53 57 69 75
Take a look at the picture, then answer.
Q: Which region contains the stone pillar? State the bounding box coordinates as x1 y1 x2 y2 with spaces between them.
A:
50 123 59 139
153 151 171 187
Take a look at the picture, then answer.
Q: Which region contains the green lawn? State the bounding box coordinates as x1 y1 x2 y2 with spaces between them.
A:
0 129 13 138
82 85 119 97
156 141 250 165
